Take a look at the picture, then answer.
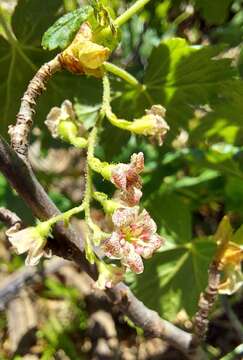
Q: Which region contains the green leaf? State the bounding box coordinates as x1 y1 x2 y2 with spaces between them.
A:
214 215 233 244
136 38 243 140
225 176 243 213
194 0 233 25
146 192 192 244
133 239 216 320
233 224 243 245
212 10 243 46
145 38 234 127
74 102 101 129
41 5 93 50
12 0 62 44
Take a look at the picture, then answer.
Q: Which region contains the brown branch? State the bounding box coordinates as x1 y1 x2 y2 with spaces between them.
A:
0 207 23 229
0 136 203 357
8 55 62 158
193 261 221 341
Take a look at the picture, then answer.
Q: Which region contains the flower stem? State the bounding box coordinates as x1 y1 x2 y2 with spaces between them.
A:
114 0 152 27
103 62 141 88
102 74 135 130
63 0 78 12
96 0 152 43
46 203 84 227
83 127 97 221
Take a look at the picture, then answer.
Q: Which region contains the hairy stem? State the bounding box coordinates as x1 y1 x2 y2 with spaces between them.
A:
102 74 138 130
46 203 84 227
84 126 98 220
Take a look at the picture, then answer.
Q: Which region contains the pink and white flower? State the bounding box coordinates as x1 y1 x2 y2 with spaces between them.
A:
111 152 144 206
102 207 164 274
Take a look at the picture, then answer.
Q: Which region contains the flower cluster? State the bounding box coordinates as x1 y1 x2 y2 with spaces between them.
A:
102 206 164 274
92 151 165 279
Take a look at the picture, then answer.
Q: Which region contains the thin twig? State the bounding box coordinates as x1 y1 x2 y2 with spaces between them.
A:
0 207 23 229
8 56 62 159
194 261 221 341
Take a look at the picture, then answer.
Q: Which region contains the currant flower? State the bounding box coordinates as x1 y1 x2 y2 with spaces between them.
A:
6 222 52 266
45 100 75 138
96 262 125 290
111 152 144 206
128 105 169 146
45 100 87 148
102 206 164 274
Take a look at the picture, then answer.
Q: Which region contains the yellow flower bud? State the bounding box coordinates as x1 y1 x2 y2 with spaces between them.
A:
60 22 110 77
128 105 169 146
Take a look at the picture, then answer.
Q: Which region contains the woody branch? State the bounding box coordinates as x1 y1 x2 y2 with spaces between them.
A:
0 134 205 358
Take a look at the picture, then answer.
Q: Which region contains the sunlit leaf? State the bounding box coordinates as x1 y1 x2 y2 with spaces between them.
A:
133 239 216 320
42 6 93 50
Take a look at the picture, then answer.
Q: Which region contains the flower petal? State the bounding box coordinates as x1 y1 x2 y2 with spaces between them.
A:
112 207 138 228
7 227 39 254
102 232 122 258
25 237 47 266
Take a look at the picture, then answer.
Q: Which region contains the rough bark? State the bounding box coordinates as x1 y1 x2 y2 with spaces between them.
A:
8 56 62 158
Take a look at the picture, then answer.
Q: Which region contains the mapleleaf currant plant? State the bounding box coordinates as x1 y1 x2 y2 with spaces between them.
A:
3 1 243 355
7 0 168 290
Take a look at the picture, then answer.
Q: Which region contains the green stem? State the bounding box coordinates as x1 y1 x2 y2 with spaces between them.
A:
103 62 141 88
174 9 192 27
114 0 152 27
63 0 78 12
83 127 97 221
102 74 136 130
46 204 84 227
96 0 151 42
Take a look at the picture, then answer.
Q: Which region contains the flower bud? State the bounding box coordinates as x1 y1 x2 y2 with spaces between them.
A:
110 152 144 206
96 262 125 290
45 100 74 138
60 22 110 77
93 192 120 214
45 100 87 148
128 105 169 146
